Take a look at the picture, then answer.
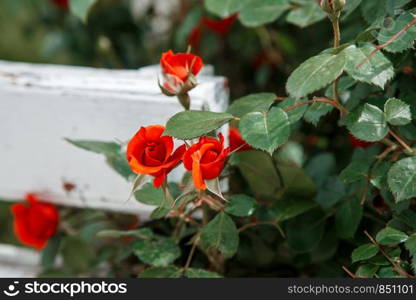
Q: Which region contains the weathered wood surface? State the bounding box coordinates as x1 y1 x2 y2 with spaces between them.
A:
0 60 229 216
0 243 39 277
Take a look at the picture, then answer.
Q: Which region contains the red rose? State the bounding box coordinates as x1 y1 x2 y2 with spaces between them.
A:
51 0 69 10
229 127 252 153
348 134 374 148
127 125 186 187
160 50 203 83
203 14 237 36
11 194 59 250
183 133 230 190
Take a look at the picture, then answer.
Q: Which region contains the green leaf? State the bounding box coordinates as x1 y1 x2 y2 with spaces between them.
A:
405 233 416 255
286 52 347 98
360 0 387 25
227 93 277 118
65 139 121 156
378 266 402 278
69 0 98 23
343 44 394 88
200 212 239 258
395 210 416 229
310 228 339 263
134 183 166 207
388 157 416 202
339 160 371 183
384 98 412 126
164 110 234 140
184 269 222 278
279 164 317 198
377 11 416 53
239 107 290 155
61 236 95 273
315 176 346 209
351 243 379 263
273 198 317 222
41 235 62 270
346 103 389 142
225 194 256 217
150 206 170 219
286 209 326 253
235 150 283 198
106 153 135 181
335 197 363 239
356 264 379 278
134 238 181 267
305 153 336 186
303 102 334 125
370 161 393 189
205 178 226 201
376 227 409 245
339 147 378 184
342 0 362 20
276 141 305 167
204 0 250 18
385 0 412 14
238 0 291 27
286 1 326 28
138 266 183 278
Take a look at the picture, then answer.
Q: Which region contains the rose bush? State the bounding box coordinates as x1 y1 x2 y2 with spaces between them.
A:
61 0 416 278
3 0 416 278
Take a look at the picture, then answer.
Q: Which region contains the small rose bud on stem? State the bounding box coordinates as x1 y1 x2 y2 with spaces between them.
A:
320 0 345 22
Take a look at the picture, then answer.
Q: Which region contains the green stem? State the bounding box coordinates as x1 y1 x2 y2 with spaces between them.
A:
331 17 341 104
184 234 199 270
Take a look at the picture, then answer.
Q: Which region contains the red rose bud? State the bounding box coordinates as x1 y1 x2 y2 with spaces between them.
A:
127 125 186 187
229 127 252 153
348 134 374 149
202 14 237 36
159 50 203 97
320 0 345 15
11 194 59 250
183 133 230 190
51 0 69 10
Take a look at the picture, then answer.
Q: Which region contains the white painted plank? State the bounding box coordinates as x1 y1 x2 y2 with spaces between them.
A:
0 244 40 277
0 61 229 216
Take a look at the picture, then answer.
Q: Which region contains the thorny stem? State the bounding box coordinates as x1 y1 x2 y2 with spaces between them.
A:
331 15 341 105
356 14 416 69
342 266 360 278
238 221 275 232
376 144 398 160
364 231 413 278
389 129 414 153
184 234 199 270
283 97 348 115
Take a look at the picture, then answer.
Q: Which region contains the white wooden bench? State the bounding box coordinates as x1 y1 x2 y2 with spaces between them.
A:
0 60 229 276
